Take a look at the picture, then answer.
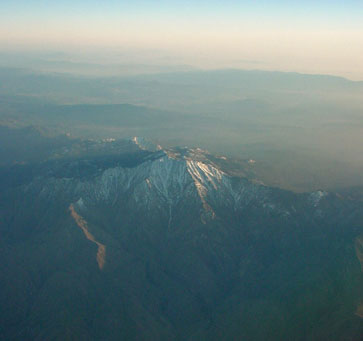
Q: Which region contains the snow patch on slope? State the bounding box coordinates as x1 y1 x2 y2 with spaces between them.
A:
186 160 225 222
132 136 162 152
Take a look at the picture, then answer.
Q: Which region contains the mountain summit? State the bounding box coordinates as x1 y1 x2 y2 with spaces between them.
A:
0 136 362 340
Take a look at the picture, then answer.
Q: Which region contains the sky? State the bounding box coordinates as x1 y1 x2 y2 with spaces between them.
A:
1 1 363 79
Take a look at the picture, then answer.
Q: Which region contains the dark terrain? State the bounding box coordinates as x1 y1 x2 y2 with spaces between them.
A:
0 128 362 340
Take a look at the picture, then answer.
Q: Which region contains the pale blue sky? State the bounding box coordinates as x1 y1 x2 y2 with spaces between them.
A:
1 1 363 79
2 1 363 26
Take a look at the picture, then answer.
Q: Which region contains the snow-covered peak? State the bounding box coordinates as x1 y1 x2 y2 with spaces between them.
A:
36 139 283 225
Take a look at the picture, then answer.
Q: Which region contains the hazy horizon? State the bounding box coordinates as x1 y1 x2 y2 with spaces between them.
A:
1 1 363 80
1 2 363 340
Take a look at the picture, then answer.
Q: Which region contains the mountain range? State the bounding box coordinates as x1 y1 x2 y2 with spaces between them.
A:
0 134 362 339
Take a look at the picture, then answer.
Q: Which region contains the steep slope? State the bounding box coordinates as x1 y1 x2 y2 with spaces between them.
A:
0 139 362 340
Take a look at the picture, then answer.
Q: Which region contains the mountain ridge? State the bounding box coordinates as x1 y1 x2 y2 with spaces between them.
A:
0 135 363 340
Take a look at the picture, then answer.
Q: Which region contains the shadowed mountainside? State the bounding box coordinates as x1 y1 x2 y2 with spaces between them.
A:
0 135 362 340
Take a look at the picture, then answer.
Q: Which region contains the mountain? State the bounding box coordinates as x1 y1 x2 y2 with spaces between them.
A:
2 65 363 193
0 136 362 340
